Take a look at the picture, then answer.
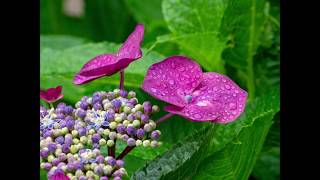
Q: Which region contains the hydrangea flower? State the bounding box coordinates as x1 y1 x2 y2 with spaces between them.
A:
74 24 144 85
40 86 64 103
141 56 247 123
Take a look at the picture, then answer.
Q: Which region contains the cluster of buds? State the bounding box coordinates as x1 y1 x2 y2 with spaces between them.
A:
40 89 162 180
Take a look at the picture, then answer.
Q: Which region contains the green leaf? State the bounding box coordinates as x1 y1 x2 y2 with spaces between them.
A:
162 0 228 73
40 35 89 50
131 124 214 180
193 89 280 180
40 40 164 103
221 0 266 101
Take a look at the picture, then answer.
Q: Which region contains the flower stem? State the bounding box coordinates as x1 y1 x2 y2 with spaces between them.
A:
108 140 116 157
156 113 175 125
119 70 125 90
116 146 135 160
49 103 54 109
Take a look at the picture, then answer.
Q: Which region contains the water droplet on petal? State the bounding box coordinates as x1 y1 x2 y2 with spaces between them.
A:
178 67 185 72
169 80 175 85
222 79 227 83
151 88 157 93
225 84 231 90
193 114 202 119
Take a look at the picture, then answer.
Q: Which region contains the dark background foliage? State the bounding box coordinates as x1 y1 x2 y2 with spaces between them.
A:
40 0 280 179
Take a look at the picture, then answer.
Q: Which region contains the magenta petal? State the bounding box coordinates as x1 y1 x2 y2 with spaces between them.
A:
117 24 144 60
165 73 247 123
40 86 63 103
141 56 203 107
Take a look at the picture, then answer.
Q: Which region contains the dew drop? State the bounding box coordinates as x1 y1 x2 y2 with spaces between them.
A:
178 67 185 72
225 84 231 90
222 79 227 83
229 102 237 110
193 114 202 119
151 88 157 93
169 80 175 85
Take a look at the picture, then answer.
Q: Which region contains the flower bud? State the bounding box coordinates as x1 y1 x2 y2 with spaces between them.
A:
143 140 150 147
152 105 160 113
107 140 114 147
99 139 106 145
136 140 142 146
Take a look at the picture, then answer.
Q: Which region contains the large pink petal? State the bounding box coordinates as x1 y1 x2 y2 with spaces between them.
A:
165 72 247 123
117 24 144 60
141 56 203 107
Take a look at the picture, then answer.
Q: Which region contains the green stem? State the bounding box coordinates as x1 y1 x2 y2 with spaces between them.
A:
49 103 54 109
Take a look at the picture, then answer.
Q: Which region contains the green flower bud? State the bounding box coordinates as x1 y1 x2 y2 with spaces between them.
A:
99 139 106 145
107 140 114 147
135 104 143 111
80 136 88 144
55 149 62 156
40 162 45 169
87 139 93 145
47 155 55 162
61 127 68 135
131 108 137 113
149 120 156 129
103 129 110 136
136 140 142 146
123 106 131 114
86 170 94 177
53 129 61 137
90 163 97 170
73 138 80 144
116 133 122 140
53 123 60 129
143 140 150 147
113 89 120 96
122 120 130 126
71 130 79 137
152 105 160 113
128 91 136 98
109 122 117 129
46 137 53 142
61 165 67 172
93 175 99 180
77 143 84 150
84 164 91 171
71 176 77 180
103 165 113 175
67 153 73 158
70 145 78 154
115 116 122 123
133 120 141 128
88 129 95 135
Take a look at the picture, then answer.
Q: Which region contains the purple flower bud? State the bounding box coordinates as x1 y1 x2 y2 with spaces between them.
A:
67 163 76 171
113 177 121 180
58 153 67 161
112 99 122 109
55 136 64 144
127 114 135 121
141 114 149 123
116 160 124 167
48 143 57 152
56 113 65 119
125 102 134 108
151 130 160 140
116 124 126 134
76 109 86 118
119 90 128 98
59 121 67 128
122 134 129 141
43 162 52 171
55 107 64 114
143 101 152 114
43 130 52 138
93 143 100 149
79 176 87 180
81 96 88 102
64 106 74 115
74 161 83 170
80 101 89 110
40 106 48 117
136 129 145 139
62 144 70 153
92 134 101 143
96 155 105 164
93 103 102 110
66 120 75 129
135 111 143 119
106 92 115 100
94 166 103 175
107 157 116 166
92 94 102 104
52 158 60 166
127 138 136 147
64 136 73 145
40 150 49 158
106 112 114 121
78 128 86 136
65 116 74 121
57 102 66 109
57 162 66 168
126 126 136 136
100 177 108 180
129 98 138 106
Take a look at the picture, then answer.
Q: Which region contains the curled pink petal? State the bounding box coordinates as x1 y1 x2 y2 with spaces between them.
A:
141 56 203 107
165 72 247 123
40 86 64 103
74 24 145 85
117 24 144 60
49 171 70 180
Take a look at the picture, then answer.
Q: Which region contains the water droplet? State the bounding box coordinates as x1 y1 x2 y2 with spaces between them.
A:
213 87 218 91
232 111 237 115
235 90 240 94
222 79 227 83
225 84 231 90
169 80 175 85
229 102 236 110
196 101 209 107
178 67 185 72
185 95 193 103
151 88 157 93
193 114 202 119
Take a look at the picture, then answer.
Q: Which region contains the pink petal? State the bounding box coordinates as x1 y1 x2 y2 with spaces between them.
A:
141 56 203 107
117 24 144 60
165 72 247 123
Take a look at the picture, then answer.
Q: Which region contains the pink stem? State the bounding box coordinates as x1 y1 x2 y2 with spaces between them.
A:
119 70 125 90
156 113 175 125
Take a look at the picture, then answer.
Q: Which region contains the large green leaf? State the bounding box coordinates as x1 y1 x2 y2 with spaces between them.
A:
162 0 228 73
40 35 89 50
193 89 280 180
131 124 214 180
221 0 266 101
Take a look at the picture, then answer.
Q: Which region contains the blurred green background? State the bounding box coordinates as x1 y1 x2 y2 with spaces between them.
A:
41 0 279 179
